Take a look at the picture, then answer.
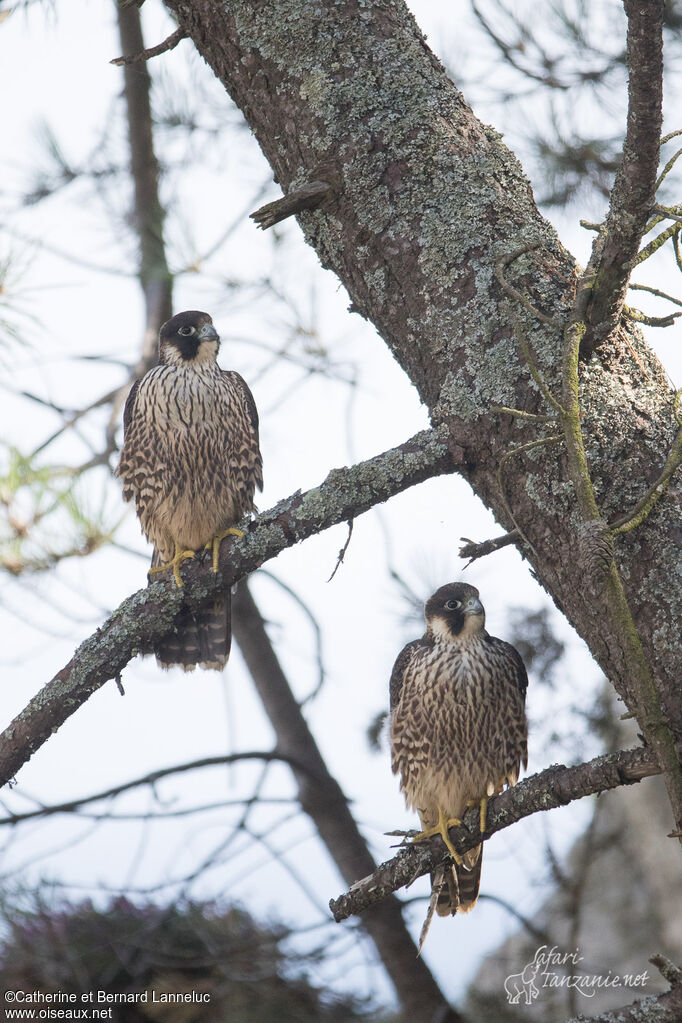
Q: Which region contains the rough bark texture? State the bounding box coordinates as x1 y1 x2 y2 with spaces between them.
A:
232 582 462 1023
162 0 682 824
564 985 682 1023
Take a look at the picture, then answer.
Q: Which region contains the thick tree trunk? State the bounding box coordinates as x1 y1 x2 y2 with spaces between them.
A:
164 0 682 828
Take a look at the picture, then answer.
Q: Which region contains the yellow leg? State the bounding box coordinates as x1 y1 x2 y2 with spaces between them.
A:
479 796 488 833
464 796 489 834
149 542 195 588
205 527 244 573
410 807 462 864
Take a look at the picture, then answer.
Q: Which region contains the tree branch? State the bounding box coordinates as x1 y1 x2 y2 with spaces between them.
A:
110 27 187 67
582 0 664 355
329 746 660 922
0 426 456 789
0 751 313 826
459 529 520 565
251 179 333 230
564 954 682 1023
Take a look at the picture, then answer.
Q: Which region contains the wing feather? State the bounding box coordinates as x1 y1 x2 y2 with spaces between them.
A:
122 378 141 437
389 639 423 711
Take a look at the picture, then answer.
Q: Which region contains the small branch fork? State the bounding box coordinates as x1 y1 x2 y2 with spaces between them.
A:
0 426 457 789
329 746 660 922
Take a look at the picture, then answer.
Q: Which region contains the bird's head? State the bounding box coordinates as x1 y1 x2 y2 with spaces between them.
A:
159 311 220 367
425 582 485 641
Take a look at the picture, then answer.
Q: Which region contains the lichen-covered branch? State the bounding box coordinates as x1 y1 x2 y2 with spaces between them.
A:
329 746 660 922
582 0 664 355
565 954 682 1023
0 426 456 788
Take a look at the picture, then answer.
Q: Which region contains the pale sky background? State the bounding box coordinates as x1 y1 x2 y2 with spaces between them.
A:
0 0 680 1010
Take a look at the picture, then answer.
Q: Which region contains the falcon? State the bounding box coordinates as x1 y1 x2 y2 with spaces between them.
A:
117 310 262 671
389 582 527 939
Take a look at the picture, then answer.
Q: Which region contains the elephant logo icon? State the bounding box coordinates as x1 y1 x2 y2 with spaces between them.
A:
504 950 542 1004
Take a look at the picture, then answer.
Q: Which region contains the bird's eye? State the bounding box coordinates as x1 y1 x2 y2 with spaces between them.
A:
445 599 461 610
178 325 195 336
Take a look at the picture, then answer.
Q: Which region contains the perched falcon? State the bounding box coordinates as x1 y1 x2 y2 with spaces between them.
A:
389 582 527 937
117 310 262 671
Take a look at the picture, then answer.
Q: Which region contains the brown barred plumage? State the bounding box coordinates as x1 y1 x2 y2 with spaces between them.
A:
389 583 527 937
117 311 262 671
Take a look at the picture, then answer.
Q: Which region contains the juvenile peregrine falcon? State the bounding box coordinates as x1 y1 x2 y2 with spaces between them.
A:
117 310 262 671
389 582 527 931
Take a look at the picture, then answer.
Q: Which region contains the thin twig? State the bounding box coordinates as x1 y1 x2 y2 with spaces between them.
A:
629 282 682 309
110 27 187 67
653 203 682 225
490 405 556 423
495 245 563 328
459 530 520 566
622 305 681 328
0 752 312 826
327 520 354 581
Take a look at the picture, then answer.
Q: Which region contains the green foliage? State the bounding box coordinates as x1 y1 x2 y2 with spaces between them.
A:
0 448 121 574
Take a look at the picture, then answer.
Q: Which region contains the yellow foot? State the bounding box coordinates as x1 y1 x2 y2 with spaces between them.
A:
205 527 244 572
410 807 462 864
149 543 195 587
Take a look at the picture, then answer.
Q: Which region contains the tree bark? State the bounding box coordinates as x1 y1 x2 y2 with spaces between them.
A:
162 0 682 830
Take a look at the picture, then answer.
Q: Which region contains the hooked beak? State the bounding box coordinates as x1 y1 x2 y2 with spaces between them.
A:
464 597 484 616
198 322 219 343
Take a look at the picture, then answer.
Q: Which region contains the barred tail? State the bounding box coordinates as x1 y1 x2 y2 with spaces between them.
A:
434 845 482 916
156 592 231 672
